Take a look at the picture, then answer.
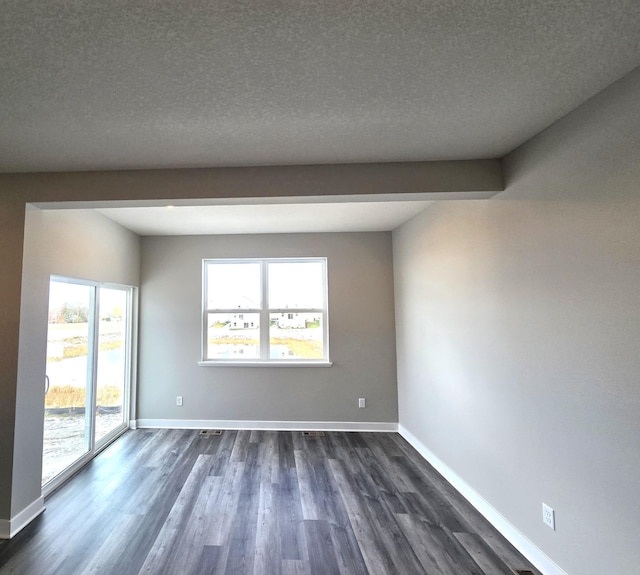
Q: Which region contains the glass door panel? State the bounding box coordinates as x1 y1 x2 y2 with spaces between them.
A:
43 281 93 485
95 288 128 444
43 278 132 489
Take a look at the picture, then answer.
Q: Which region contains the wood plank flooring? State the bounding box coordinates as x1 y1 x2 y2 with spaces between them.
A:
0 430 541 575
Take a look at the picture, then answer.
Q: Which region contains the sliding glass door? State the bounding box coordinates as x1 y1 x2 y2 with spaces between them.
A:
43 278 133 489
95 288 128 444
43 281 93 485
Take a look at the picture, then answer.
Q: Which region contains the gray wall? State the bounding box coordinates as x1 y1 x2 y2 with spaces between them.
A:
393 69 640 573
138 232 398 424
0 160 492 530
0 159 494 525
0 195 25 520
12 208 140 516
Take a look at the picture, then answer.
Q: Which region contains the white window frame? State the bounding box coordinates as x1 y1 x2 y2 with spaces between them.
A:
200 257 331 366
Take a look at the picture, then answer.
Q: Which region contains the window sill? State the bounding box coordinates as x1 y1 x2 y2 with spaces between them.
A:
198 360 333 367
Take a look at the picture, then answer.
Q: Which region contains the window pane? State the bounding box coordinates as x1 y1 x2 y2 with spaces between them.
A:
269 313 323 359
95 288 127 444
207 262 261 309
43 281 92 485
268 261 324 309
207 313 260 359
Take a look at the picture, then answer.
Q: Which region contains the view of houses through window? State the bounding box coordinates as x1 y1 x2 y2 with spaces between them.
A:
203 258 328 363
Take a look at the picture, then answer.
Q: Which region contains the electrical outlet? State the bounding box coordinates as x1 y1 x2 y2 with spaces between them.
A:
542 503 555 530
176 395 183 406
358 397 366 408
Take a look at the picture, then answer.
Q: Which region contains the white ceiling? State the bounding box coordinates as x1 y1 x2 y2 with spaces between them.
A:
1 1 640 173
96 201 432 235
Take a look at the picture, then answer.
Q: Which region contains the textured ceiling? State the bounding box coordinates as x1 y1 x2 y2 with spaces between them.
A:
1 0 640 173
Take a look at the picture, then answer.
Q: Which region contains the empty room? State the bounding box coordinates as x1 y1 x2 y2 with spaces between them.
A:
1 2 639 574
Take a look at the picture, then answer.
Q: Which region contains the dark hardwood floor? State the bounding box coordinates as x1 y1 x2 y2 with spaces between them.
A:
0 430 541 574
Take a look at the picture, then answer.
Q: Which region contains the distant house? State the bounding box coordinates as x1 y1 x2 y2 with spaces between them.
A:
230 314 256 329
222 312 320 330
276 312 304 329
276 312 320 329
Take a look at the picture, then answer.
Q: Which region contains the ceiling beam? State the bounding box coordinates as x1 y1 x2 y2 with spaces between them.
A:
0 160 503 208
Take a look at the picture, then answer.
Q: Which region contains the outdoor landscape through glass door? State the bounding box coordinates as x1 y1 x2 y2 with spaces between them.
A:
43 279 131 487
95 288 128 444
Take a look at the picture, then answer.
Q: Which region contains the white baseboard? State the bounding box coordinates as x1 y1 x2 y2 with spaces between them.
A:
136 419 398 432
0 497 45 539
398 425 567 575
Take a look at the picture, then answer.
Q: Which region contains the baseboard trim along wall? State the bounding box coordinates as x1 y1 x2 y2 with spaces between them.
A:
136 419 399 432
0 497 45 539
398 424 568 575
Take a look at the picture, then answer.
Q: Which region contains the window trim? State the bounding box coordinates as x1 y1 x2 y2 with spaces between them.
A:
200 257 331 366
